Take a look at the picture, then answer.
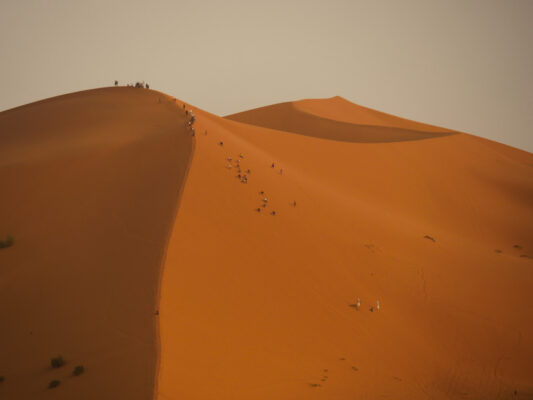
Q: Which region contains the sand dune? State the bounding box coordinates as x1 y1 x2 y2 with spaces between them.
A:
158 100 533 399
0 87 192 400
2 90 532 400
225 97 456 143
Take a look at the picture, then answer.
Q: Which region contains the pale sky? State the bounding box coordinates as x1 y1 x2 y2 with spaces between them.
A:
1 0 532 152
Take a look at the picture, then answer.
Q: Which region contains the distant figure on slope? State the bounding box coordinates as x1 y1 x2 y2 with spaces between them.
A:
356 297 361 310
376 300 380 312
271 162 275 168
146 83 150 89
114 80 118 86
292 201 297 207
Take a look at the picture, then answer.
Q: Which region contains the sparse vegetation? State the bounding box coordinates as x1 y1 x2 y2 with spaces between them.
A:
51 355 65 369
0 235 14 249
48 380 60 389
73 365 85 376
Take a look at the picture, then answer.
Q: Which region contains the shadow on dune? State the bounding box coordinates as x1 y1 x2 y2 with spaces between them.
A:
226 101 457 143
0 87 193 400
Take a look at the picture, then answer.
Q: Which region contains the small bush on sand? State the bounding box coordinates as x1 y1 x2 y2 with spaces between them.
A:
51 355 65 369
0 235 14 249
73 365 85 376
48 380 60 389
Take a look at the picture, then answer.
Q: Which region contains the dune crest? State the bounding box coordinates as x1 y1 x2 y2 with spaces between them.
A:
294 96 454 132
225 98 456 143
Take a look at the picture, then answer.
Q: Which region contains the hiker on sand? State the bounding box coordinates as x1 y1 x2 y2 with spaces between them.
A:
271 163 275 168
293 201 297 207
356 297 361 310
376 300 380 312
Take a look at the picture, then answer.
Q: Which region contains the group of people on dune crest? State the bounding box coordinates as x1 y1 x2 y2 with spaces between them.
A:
113 80 150 89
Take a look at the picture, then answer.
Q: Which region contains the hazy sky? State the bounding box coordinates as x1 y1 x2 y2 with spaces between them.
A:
1 0 532 152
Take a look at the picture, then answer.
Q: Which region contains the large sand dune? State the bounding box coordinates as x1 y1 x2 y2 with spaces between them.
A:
226 96 457 143
158 100 533 399
0 88 192 399
1 90 532 400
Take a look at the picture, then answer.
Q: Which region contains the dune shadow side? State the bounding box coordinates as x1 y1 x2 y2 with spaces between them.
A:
226 102 457 143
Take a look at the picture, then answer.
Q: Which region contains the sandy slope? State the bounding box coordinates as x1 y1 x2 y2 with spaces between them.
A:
225 97 456 143
2 90 532 400
157 99 533 399
0 88 192 399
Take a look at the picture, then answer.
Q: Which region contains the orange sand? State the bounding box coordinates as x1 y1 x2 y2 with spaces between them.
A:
158 99 533 399
1 89 532 400
0 88 192 400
